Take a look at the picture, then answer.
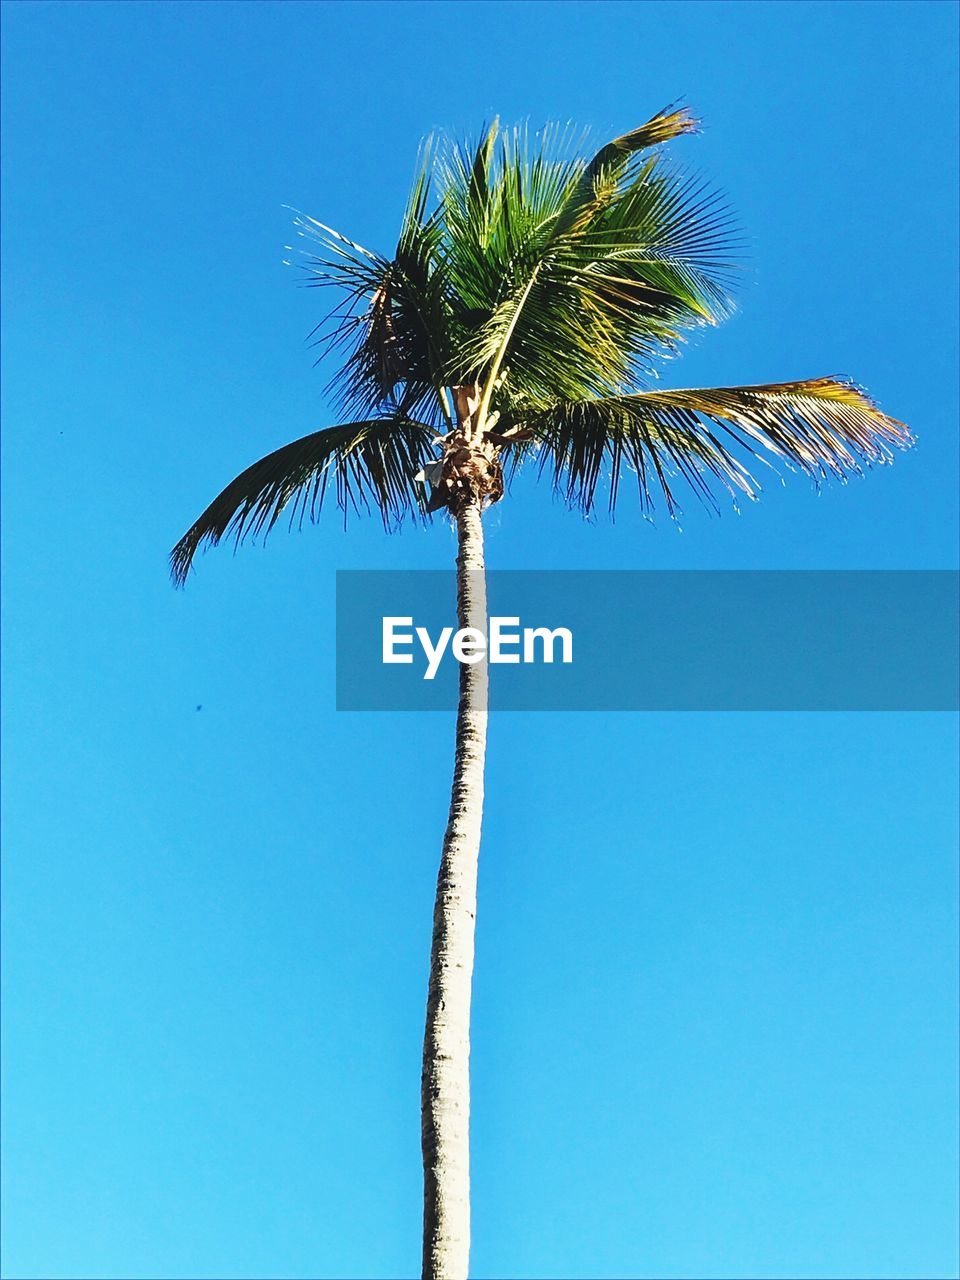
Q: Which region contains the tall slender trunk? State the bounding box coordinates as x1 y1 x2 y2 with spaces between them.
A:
421 498 488 1280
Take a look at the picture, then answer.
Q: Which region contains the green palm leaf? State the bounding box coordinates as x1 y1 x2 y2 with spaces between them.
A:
552 103 699 238
520 378 912 517
291 106 736 430
170 416 436 585
294 209 451 425
446 108 734 420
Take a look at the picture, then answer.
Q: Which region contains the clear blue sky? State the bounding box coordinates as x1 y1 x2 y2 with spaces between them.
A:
2 3 958 1278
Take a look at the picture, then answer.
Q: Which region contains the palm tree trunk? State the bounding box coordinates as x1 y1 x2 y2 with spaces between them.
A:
421 497 488 1280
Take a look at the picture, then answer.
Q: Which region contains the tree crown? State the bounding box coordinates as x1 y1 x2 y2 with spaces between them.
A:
171 106 911 585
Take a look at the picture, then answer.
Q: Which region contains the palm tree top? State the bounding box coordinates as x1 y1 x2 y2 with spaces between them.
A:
170 105 912 585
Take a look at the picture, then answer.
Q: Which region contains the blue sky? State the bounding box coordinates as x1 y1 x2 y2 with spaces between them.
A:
2 3 958 1278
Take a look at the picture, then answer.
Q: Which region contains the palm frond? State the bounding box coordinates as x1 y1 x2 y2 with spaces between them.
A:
445 112 736 416
552 103 699 238
170 416 436 586
293 210 450 425
519 378 913 517
291 109 735 424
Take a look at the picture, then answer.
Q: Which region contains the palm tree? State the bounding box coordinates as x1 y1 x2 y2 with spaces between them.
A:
170 106 912 1280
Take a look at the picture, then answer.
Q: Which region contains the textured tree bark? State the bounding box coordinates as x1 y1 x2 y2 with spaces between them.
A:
421 498 488 1280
